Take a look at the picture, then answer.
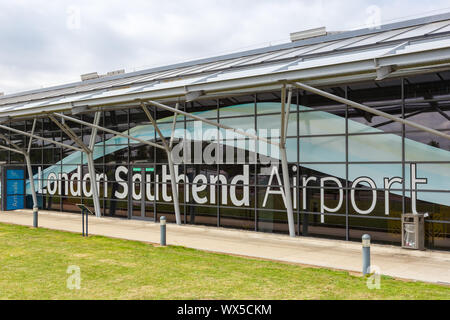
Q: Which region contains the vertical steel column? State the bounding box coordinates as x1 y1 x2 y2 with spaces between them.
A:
401 79 406 216
280 85 296 237
345 87 349 241
167 155 181 225
142 104 181 225
87 112 102 217
168 102 182 223
24 154 39 226
27 119 39 227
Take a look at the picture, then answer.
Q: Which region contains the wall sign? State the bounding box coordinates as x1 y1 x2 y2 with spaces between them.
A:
1 167 26 211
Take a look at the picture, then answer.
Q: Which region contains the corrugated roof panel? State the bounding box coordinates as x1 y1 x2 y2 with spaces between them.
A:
256 48 303 63
86 76 135 89
394 37 450 55
118 67 189 86
1 92 37 105
76 81 114 93
305 36 371 54
226 51 282 68
11 99 54 111
49 92 99 105
208 63 284 82
127 81 158 93
185 58 239 74
0 97 19 106
98 77 137 88
385 20 450 41
425 22 450 34
286 46 395 71
74 76 202 102
22 91 52 101
152 76 205 90
184 56 245 73
272 42 331 60
206 55 260 69
30 88 74 101
343 27 413 48
430 23 450 34
149 65 197 79
0 105 18 112
102 74 154 88
193 56 250 72
119 71 169 85
163 62 222 78
296 39 347 56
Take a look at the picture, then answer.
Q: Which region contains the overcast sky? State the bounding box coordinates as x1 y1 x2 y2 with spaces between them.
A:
1 0 449 95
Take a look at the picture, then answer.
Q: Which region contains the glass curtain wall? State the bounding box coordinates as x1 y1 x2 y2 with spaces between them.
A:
1 72 449 250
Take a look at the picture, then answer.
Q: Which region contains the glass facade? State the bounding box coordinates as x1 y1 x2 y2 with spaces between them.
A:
1 73 449 250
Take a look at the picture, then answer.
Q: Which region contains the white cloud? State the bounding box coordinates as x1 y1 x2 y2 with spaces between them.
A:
0 0 449 95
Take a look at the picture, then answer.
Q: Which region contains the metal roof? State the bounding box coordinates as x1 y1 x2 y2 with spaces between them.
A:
2 12 450 119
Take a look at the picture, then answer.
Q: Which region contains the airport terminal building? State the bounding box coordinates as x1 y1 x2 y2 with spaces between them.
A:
0 14 449 250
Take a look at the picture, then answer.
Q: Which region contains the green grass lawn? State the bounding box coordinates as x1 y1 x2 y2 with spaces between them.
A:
0 223 448 300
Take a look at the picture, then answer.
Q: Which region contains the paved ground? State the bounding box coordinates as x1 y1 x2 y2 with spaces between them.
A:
1 209 449 285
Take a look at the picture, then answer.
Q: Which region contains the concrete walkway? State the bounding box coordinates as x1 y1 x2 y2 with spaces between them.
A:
1 209 449 285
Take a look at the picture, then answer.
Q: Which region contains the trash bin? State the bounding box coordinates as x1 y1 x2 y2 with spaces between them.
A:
401 213 425 251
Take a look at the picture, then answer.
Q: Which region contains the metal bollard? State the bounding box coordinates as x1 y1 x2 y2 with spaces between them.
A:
33 206 38 228
362 234 371 276
160 216 166 246
86 209 88 237
82 209 85 237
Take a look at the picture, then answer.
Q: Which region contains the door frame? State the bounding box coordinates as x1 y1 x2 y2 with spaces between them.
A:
127 164 155 221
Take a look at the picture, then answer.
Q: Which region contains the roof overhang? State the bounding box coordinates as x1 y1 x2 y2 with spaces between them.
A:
2 41 450 120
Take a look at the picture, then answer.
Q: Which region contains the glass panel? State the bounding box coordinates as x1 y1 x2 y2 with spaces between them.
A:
349 217 401 246
405 131 450 161
349 134 402 162
404 163 450 192
301 214 346 240
299 111 345 136
221 207 254 231
300 136 346 162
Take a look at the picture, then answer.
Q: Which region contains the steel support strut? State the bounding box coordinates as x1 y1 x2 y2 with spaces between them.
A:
280 86 296 237
142 104 181 225
88 112 102 218
49 113 102 217
54 111 167 218
292 82 450 141
25 153 39 227
0 127 39 227
0 118 98 226
0 124 83 152
147 100 279 147
145 98 293 231
27 118 39 227
54 113 166 150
